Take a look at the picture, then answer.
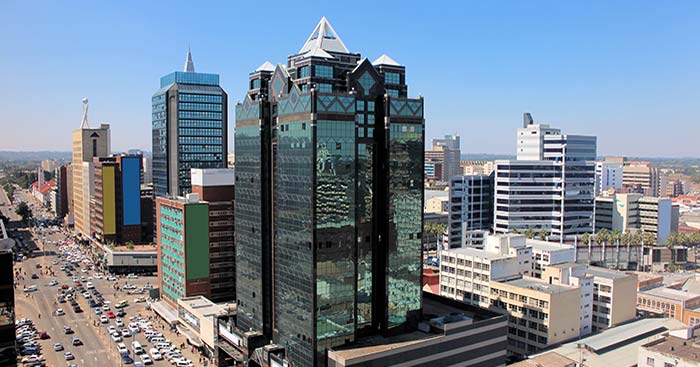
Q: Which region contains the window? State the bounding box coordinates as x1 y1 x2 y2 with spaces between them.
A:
663 363 673 367
386 89 399 97
298 66 310 78
384 72 400 84
316 83 332 93
315 65 333 78
646 357 654 366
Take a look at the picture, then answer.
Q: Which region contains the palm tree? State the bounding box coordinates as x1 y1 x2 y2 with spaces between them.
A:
523 228 536 240
594 228 610 245
611 229 622 244
581 232 591 245
665 232 678 268
538 229 548 241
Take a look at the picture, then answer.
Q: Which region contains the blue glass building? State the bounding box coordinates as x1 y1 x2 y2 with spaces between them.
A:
152 50 228 197
234 17 424 367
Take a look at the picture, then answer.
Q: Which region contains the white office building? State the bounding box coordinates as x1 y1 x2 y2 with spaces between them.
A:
495 114 596 241
446 174 492 249
595 161 623 196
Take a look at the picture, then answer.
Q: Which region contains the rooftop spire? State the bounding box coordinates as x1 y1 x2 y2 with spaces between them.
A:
184 46 195 72
299 16 350 55
80 97 90 129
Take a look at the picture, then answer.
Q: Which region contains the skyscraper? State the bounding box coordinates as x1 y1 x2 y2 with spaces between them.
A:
71 99 111 236
494 114 596 240
432 133 461 181
152 49 228 197
234 17 424 366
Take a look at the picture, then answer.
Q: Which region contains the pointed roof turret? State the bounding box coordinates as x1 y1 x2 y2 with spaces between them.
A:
299 16 350 55
184 47 195 72
255 61 276 72
372 54 401 67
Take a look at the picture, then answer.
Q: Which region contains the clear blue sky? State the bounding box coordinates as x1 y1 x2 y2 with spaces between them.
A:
1 0 698 157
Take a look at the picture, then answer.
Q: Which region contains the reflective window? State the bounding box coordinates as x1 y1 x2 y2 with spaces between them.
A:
315 65 333 78
317 83 332 93
385 72 400 85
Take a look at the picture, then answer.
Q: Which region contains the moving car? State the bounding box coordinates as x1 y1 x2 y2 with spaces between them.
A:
71 336 82 346
54 309 64 316
64 351 75 360
53 343 63 351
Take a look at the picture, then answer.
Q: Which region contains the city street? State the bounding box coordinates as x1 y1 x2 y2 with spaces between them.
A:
12 187 205 367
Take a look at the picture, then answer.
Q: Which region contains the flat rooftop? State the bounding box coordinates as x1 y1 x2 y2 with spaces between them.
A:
443 246 514 261
178 296 234 317
110 244 157 252
510 352 576 367
585 266 631 280
539 318 687 367
641 287 700 302
643 335 700 362
527 239 574 252
500 278 575 295
329 293 503 360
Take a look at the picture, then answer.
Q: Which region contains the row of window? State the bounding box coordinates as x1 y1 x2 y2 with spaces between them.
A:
179 102 222 112
178 111 222 119
179 94 222 103
179 120 222 128
178 128 223 137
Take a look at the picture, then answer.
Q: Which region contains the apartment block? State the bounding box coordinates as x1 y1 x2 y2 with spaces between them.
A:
639 196 677 243
489 277 581 356
446 174 493 249
527 240 575 278
639 334 700 367
585 266 638 331
540 263 594 336
72 122 111 236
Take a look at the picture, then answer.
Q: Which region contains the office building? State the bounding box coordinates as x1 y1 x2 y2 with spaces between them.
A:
623 161 659 197
595 159 623 195
424 150 444 183
140 185 154 244
446 174 493 248
233 17 426 367
152 48 228 197
424 195 448 213
91 154 143 244
190 168 235 303
494 114 596 240
639 196 677 243
71 102 111 236
142 156 153 184
594 192 642 233
489 277 581 356
461 160 494 176
527 240 575 278
431 133 461 181
51 165 69 218
156 168 235 306
0 235 15 367
440 234 531 307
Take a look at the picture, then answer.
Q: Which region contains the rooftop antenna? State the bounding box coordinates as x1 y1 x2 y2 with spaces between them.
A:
80 98 91 129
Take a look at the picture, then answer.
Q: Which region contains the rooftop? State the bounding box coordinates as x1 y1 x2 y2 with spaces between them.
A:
500 277 575 295
642 335 700 362
443 246 514 261
540 318 686 367
584 266 632 280
510 352 576 367
641 286 700 302
177 295 236 317
527 239 574 252
107 244 157 253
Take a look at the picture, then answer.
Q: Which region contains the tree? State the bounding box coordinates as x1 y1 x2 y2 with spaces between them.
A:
611 229 622 244
594 228 610 245
538 229 548 241
665 232 679 267
581 232 591 245
15 202 32 223
125 241 135 250
621 231 633 246
523 228 536 240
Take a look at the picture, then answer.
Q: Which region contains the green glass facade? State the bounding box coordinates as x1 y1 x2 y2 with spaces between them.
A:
234 20 424 367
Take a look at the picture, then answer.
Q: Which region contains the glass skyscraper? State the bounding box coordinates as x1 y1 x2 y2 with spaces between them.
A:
152 49 228 197
234 17 424 367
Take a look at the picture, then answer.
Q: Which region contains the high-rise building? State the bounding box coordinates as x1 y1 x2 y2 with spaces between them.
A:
446 174 493 248
91 154 143 244
593 193 678 243
431 133 461 181
152 49 228 197
595 159 623 195
71 99 111 237
51 165 69 218
622 161 659 197
156 168 235 306
234 17 424 366
494 114 596 241
0 226 16 367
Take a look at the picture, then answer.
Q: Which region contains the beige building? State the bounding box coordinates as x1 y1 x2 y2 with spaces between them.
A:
489 277 581 356
71 123 111 236
585 266 638 331
424 195 449 214
623 161 659 196
639 332 700 367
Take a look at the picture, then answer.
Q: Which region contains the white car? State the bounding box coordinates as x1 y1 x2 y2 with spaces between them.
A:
115 318 124 327
54 308 65 316
140 354 153 365
49 280 58 286
21 355 43 363
100 315 109 324
121 328 131 337
149 348 162 360
108 326 117 334
111 332 122 342
102 305 110 311
117 342 128 354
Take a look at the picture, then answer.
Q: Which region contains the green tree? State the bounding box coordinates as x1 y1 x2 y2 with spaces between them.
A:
611 229 622 244
538 229 548 241
15 201 32 222
665 232 679 267
523 228 536 240
125 241 135 250
594 228 610 245
581 232 591 245
620 231 633 246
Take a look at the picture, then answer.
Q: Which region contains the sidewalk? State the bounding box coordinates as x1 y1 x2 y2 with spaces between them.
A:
147 308 215 366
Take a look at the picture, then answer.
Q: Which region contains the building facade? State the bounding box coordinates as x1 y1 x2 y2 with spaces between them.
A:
446 174 493 249
91 154 143 244
234 17 424 367
594 160 623 196
0 240 15 367
431 134 461 181
494 116 596 241
71 123 111 236
52 165 69 218
623 162 659 197
152 49 228 197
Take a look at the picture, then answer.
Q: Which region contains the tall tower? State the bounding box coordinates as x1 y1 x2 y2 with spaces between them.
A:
71 98 111 237
151 49 228 197
234 17 425 366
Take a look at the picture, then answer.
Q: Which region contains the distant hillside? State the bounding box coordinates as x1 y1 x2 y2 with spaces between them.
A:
461 153 515 161
0 151 71 161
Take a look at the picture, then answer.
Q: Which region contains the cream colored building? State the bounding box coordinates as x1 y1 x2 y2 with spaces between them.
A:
489 277 581 356
71 124 110 236
425 195 449 214
585 266 638 331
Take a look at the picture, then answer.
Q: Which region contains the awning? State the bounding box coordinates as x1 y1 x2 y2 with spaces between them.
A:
150 301 179 326
177 324 204 348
